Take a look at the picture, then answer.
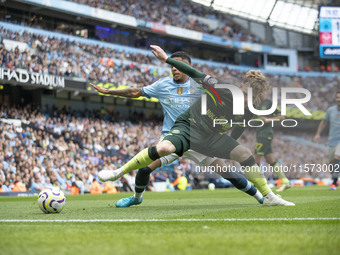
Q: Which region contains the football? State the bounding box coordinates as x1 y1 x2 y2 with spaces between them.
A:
208 183 215 191
37 187 66 214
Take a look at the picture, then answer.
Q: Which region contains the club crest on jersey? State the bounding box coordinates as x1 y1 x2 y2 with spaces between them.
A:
177 87 183 95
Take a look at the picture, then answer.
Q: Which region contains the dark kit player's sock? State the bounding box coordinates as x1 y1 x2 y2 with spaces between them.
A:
134 166 153 199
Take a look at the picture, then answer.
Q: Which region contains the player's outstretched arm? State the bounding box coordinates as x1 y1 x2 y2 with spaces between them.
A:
90 83 142 98
150 45 206 80
313 119 327 142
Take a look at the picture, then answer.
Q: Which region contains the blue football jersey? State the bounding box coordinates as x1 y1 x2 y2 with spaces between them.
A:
324 105 340 147
141 77 203 135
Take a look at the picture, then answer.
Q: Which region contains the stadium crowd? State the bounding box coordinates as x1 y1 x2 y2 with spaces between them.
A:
0 101 330 194
1 25 339 112
67 0 261 43
239 130 328 180
0 23 336 194
0 26 161 88
0 104 163 193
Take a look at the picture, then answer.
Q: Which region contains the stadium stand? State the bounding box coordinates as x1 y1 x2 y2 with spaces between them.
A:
0 23 338 111
0 103 329 193
0 104 162 193
0 1 338 194
67 0 261 43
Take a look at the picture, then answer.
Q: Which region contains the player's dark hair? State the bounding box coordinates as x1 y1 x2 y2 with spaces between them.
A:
170 51 191 64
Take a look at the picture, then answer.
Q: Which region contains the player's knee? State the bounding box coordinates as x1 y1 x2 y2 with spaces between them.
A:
230 145 252 162
156 140 176 157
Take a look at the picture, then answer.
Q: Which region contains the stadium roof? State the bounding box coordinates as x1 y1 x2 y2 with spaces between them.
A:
191 0 336 34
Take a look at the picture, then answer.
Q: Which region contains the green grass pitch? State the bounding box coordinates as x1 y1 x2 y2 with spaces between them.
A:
1 186 339 255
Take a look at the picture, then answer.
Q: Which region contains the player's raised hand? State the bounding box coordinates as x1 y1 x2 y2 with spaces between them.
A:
90 83 109 94
150 45 168 62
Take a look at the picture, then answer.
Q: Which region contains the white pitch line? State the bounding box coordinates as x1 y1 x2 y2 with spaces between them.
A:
0 218 340 223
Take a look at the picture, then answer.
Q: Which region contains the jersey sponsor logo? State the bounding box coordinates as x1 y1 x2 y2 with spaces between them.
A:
177 87 183 95
163 97 192 109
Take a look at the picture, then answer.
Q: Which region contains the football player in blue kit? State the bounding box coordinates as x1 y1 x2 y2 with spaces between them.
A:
91 51 264 207
314 91 340 190
96 46 294 206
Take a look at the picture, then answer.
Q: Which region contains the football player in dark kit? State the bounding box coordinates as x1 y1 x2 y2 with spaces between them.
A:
98 45 295 206
254 98 290 192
